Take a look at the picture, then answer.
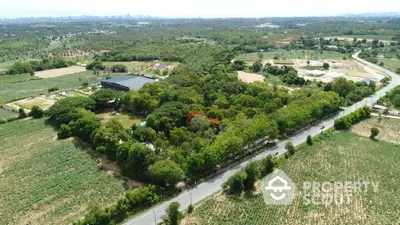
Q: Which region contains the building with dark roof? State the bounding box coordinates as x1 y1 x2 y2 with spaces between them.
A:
101 75 157 92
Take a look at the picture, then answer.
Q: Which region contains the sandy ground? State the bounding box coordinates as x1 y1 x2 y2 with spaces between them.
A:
34 66 86 78
6 91 80 111
237 71 265 83
9 96 57 110
293 59 385 83
350 116 400 145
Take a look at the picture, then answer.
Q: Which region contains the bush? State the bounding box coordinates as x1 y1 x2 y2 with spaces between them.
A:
162 202 183 225
243 161 261 191
285 141 295 156
90 89 120 109
18 108 27 118
148 160 184 187
68 108 101 142
48 86 59 92
7 116 18 122
370 127 379 140
73 185 158 225
334 106 371 130
334 116 352 129
86 61 105 71
31 106 44 118
82 82 89 87
47 97 96 124
58 124 72 139
306 135 313 145
323 62 330 70
110 64 128 73
223 170 247 194
188 204 194 214
0 118 6 124
92 120 130 159
260 155 275 176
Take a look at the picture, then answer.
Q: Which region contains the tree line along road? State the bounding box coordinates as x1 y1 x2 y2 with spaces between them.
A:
124 52 400 225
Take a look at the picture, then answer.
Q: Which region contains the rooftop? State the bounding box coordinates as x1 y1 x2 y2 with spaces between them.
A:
102 75 157 90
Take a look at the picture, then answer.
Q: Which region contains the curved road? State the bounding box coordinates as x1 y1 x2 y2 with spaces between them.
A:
125 53 400 225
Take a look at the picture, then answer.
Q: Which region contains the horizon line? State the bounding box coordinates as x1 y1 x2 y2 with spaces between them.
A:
1 11 400 20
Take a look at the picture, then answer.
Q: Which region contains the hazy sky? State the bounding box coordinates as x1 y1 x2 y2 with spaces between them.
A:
1 0 399 18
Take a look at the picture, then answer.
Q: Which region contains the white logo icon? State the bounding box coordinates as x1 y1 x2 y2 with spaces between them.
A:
264 176 292 200
261 170 295 205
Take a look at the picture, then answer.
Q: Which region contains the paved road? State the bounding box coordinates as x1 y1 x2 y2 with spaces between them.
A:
125 53 400 225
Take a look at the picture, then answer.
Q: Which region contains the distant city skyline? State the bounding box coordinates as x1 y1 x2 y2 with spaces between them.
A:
1 0 400 18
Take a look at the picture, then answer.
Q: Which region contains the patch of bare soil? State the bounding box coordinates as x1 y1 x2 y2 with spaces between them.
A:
35 66 86 78
180 215 200 225
98 155 144 189
253 181 263 195
98 156 121 175
350 116 400 144
237 71 265 83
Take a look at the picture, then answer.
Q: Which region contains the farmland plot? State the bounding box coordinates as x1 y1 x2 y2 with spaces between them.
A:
0 108 17 119
0 71 118 102
34 66 87 78
184 132 400 225
350 116 400 144
0 119 125 225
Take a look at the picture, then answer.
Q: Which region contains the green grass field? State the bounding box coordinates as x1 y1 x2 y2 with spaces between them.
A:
103 61 151 72
378 59 400 73
237 50 346 62
61 90 89 98
98 112 144 129
0 108 17 119
185 131 400 225
0 74 42 84
0 71 118 103
0 119 125 225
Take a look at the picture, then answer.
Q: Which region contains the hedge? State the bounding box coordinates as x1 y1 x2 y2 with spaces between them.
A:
334 106 371 130
73 185 159 225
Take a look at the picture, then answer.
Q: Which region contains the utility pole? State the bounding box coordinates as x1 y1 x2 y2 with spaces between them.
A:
153 209 156 225
190 191 192 205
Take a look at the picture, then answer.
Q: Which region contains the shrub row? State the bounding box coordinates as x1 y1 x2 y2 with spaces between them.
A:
223 156 275 194
334 106 371 130
73 185 159 225
223 130 335 195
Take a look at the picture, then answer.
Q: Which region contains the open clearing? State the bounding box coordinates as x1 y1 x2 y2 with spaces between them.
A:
34 66 87 78
11 96 58 110
237 71 265 83
294 59 385 83
98 111 144 129
378 59 400 73
103 61 151 72
0 119 125 225
184 131 400 225
59 90 88 98
0 71 119 102
237 50 346 65
350 116 400 144
7 91 88 111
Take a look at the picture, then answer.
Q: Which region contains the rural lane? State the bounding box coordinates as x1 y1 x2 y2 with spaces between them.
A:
124 53 400 225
